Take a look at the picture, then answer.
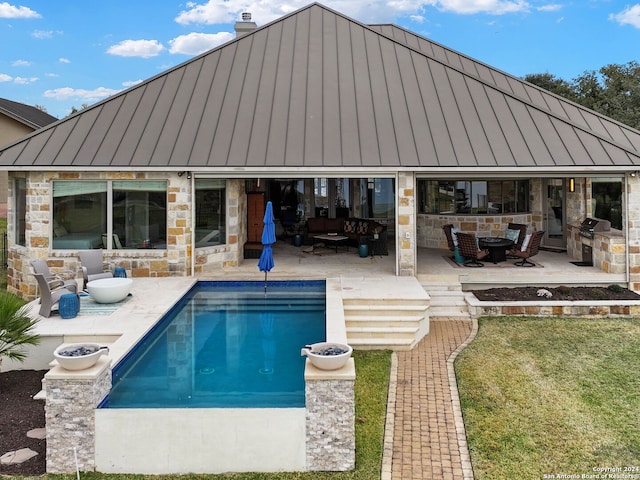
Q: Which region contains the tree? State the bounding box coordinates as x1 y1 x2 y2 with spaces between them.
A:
523 73 576 101
0 291 40 375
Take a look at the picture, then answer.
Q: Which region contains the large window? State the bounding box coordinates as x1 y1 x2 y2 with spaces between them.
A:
195 179 225 247
418 180 529 215
592 178 622 230
52 180 166 249
14 177 26 246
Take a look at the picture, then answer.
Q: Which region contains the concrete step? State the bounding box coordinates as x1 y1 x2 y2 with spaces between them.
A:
347 336 416 351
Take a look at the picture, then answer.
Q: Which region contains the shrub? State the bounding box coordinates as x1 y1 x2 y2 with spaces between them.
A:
607 284 625 293
556 285 571 295
0 291 40 373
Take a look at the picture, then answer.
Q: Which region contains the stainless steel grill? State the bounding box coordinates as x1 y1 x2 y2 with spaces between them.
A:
579 217 610 239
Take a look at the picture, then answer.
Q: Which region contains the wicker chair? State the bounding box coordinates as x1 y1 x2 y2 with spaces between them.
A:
507 223 528 250
442 224 456 252
509 230 544 267
456 232 490 267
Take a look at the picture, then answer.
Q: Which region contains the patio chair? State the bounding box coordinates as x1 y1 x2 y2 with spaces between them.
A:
32 273 78 317
456 232 490 267
442 224 456 252
506 222 528 256
79 250 113 290
509 230 545 267
30 259 78 294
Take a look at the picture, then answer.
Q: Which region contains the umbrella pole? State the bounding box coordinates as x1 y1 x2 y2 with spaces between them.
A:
264 271 268 294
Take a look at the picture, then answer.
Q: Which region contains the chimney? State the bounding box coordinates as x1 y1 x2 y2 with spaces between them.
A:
234 12 257 37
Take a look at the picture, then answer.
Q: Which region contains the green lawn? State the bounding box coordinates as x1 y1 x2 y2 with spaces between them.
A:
455 316 640 480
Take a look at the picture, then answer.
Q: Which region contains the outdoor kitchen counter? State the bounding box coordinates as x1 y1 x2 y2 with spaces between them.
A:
567 224 626 274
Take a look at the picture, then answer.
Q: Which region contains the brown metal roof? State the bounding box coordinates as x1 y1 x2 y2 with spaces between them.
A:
0 98 58 130
1 3 639 171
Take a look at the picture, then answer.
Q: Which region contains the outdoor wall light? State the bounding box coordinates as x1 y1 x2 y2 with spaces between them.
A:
631 171 639 178
177 171 185 177
569 178 575 192
187 171 192 179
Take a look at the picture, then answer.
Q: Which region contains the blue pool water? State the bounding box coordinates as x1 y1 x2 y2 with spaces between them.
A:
102 280 326 409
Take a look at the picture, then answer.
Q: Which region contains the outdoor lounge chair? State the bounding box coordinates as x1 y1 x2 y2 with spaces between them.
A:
79 250 113 290
456 232 490 267
32 273 77 317
509 230 545 267
30 259 78 294
442 224 456 252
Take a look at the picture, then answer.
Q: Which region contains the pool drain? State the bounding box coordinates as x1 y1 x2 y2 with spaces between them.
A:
199 367 215 375
259 367 274 375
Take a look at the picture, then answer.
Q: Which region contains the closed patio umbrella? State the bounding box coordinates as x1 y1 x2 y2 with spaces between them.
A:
257 201 276 293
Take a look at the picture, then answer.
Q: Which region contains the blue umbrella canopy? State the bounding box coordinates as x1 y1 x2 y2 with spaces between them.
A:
258 201 276 291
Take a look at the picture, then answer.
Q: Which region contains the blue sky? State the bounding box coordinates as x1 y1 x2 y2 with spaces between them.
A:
1 0 639 119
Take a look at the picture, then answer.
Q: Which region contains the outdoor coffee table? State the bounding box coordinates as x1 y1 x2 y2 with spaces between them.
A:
478 237 514 264
313 234 349 253
86 277 133 303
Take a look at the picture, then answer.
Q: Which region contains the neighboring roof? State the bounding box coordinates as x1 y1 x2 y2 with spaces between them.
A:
0 98 58 130
1 2 639 173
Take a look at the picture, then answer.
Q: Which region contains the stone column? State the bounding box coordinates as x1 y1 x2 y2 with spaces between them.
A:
627 174 640 292
45 357 111 473
305 360 356 471
397 172 416 276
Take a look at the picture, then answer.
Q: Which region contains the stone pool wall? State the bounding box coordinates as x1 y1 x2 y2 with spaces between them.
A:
44 356 111 473
305 361 356 471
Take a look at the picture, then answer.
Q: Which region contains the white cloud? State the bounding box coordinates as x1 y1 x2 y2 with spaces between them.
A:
0 73 37 83
45 73 59 77
59 57 71 64
32 29 53 39
168 32 234 55
423 0 530 15
13 76 37 84
537 4 562 12
106 39 165 58
610 4 640 28
0 2 40 19
173 0 533 29
122 79 143 87
43 86 121 102
12 59 31 67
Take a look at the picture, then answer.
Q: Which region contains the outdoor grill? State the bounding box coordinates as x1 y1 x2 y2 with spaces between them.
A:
578 217 611 240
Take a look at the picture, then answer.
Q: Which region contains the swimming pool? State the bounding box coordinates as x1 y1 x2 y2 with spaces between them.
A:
91 279 355 474
103 280 326 408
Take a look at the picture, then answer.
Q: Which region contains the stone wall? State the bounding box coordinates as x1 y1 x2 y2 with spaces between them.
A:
417 214 533 249
7 172 243 299
45 358 111 473
305 373 355 471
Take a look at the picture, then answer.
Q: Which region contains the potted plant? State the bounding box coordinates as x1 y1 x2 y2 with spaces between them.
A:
0 291 40 379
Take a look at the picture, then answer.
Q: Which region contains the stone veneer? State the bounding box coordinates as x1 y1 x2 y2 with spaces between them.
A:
44 357 111 473
304 361 356 471
6 172 245 300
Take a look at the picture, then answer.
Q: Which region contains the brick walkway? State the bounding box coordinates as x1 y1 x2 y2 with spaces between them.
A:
388 319 476 480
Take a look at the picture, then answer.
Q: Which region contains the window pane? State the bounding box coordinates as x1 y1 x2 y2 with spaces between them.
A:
592 178 622 229
417 179 529 215
113 181 167 249
52 181 107 249
15 178 26 246
372 179 394 217
195 179 225 247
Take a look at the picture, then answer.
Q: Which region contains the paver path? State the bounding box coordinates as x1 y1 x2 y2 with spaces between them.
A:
391 319 474 480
